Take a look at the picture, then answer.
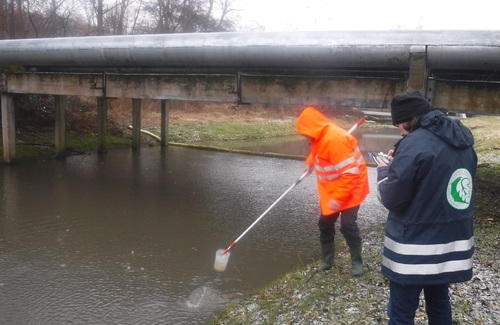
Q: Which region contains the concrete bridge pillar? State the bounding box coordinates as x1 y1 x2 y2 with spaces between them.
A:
132 98 141 149
1 94 16 164
160 100 170 147
407 45 428 95
54 95 67 158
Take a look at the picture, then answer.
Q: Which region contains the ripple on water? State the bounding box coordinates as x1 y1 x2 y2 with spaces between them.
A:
185 284 229 309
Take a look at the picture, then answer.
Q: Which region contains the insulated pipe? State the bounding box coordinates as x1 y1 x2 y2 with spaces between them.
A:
0 30 498 71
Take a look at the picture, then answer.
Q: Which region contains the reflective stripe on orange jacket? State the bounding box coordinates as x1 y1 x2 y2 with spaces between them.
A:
297 106 369 215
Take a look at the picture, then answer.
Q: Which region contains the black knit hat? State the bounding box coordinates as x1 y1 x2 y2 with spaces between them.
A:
391 91 431 125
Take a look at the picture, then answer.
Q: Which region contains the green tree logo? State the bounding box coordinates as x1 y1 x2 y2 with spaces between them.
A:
446 168 473 210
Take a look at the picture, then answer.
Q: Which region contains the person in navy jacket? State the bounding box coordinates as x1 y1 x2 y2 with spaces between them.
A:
375 91 477 325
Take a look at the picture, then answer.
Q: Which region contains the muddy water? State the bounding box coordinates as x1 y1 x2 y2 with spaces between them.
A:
0 128 399 324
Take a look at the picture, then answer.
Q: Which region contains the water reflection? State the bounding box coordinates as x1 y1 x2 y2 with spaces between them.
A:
205 126 401 161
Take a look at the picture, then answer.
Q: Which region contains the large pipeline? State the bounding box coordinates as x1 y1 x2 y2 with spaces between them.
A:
0 30 499 71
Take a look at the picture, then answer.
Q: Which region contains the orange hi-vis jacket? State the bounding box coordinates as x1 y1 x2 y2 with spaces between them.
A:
297 106 369 215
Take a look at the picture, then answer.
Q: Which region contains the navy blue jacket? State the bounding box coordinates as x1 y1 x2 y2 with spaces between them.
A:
377 110 477 285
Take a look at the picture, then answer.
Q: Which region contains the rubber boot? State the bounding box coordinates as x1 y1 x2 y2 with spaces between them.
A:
319 243 335 271
349 245 364 276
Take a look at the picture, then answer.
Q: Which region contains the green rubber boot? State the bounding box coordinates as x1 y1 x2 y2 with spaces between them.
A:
350 245 364 276
319 243 335 271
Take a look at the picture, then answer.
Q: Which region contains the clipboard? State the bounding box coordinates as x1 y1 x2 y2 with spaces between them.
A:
368 152 390 166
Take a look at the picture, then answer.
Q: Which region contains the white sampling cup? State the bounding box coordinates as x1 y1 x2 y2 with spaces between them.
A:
213 249 230 272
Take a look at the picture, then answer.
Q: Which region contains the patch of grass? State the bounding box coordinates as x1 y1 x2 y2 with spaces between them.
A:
463 116 500 153
166 120 296 143
67 134 132 151
473 163 500 224
14 143 55 158
0 135 133 162
452 299 474 322
472 163 500 265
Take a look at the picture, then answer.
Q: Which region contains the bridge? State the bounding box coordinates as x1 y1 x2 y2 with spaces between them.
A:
1 30 499 163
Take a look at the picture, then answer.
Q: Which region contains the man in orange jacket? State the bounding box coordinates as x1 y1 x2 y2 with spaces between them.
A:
297 106 369 276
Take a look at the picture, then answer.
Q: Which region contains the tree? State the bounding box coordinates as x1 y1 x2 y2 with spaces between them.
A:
0 0 89 39
0 0 237 39
25 0 77 37
134 0 236 34
109 0 132 35
0 0 26 39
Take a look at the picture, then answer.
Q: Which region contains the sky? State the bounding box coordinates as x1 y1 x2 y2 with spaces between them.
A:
233 0 500 32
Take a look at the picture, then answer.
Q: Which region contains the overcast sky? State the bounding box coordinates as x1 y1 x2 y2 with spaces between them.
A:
232 0 500 32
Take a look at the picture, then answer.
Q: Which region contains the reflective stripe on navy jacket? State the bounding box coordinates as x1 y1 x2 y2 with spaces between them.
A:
377 110 477 285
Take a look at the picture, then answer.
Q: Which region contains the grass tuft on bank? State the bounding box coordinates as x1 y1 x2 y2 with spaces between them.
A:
1 134 132 161
167 120 297 143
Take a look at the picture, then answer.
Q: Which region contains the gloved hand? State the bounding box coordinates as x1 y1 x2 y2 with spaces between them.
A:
328 199 340 211
304 164 314 176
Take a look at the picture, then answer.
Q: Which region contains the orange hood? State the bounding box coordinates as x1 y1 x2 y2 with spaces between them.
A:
296 106 331 140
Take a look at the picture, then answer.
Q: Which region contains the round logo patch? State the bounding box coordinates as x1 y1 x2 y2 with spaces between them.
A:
446 168 473 210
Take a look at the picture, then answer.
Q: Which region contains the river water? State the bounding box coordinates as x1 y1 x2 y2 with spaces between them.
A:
0 128 400 324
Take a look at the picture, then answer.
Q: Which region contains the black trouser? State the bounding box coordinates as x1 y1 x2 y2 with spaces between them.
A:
317 205 361 248
388 282 452 325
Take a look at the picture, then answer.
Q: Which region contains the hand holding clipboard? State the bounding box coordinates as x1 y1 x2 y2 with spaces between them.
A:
368 152 391 167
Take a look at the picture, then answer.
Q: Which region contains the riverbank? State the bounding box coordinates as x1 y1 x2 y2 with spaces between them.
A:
204 113 500 324
208 162 500 324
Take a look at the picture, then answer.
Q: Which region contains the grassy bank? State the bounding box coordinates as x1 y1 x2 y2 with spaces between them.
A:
167 119 297 143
